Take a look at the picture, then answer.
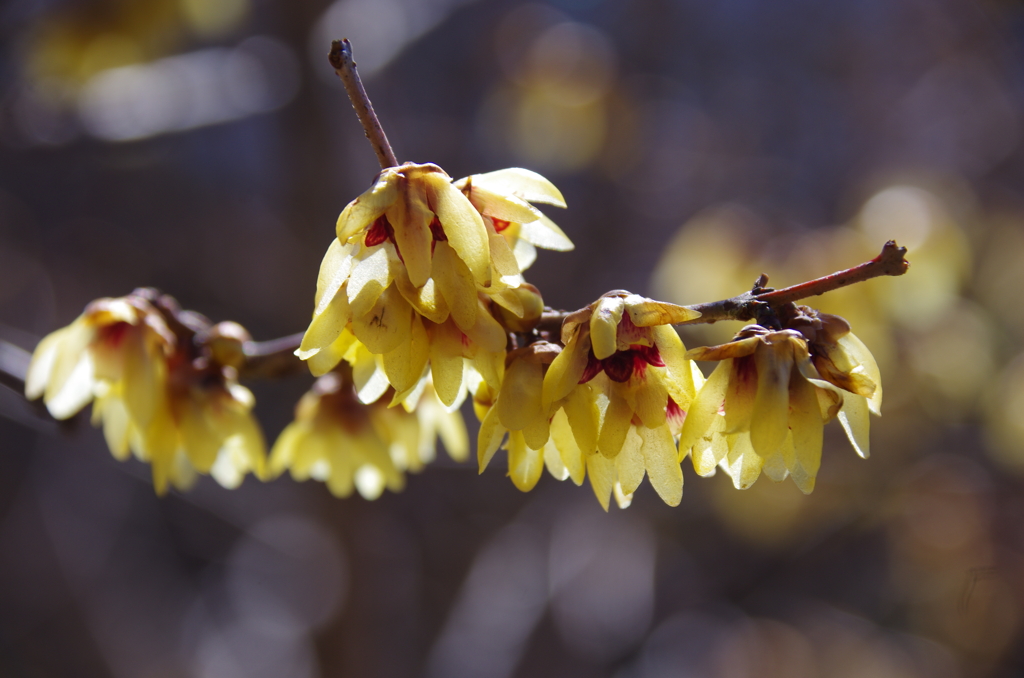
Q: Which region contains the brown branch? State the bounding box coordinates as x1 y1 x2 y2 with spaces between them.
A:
0 339 29 394
676 240 909 326
240 332 305 380
328 39 398 169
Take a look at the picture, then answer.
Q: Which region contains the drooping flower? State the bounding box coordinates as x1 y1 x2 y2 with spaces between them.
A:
26 292 266 494
297 163 569 405
269 370 467 499
540 291 704 508
475 342 587 492
453 167 573 271
678 316 880 493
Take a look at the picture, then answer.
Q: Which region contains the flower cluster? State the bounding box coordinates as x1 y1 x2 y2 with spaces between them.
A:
25 290 266 494
679 307 881 493
269 370 467 500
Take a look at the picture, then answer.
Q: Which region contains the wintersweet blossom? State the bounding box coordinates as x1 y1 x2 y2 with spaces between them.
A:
678 317 881 493
297 163 567 404
540 291 704 508
269 372 467 499
26 295 266 494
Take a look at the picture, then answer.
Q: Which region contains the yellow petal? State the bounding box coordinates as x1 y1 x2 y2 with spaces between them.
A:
598 388 633 458
477 404 506 472
508 430 544 492
497 356 544 432
426 174 490 284
615 426 645 495
336 170 398 243
512 238 538 269
487 231 523 288
551 407 585 485
542 330 588 408
386 176 434 287
464 302 507 353
382 315 430 393
351 285 412 355
543 438 570 481
432 240 479 331
462 167 567 208
562 383 600 454
25 327 65 400
519 214 574 251
723 358 757 434
314 240 356 315
678 360 730 458
307 328 358 378
724 433 763 490
429 320 466 407
749 340 793 458
347 246 394 319
586 451 615 511
639 424 683 506
692 428 728 476
631 373 668 429
469 184 543 223
298 288 352 361
838 392 871 459
789 370 826 481
839 333 882 415
591 296 625 360
394 266 450 324
624 295 701 326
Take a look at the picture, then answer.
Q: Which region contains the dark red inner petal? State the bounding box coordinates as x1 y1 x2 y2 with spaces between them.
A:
632 343 664 367
580 352 603 383
429 216 448 241
492 218 511 233
603 351 635 382
98 322 130 347
365 216 393 247
666 396 686 425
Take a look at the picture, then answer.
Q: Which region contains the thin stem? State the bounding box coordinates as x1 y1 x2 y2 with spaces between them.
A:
240 332 305 380
329 39 398 169
676 240 909 326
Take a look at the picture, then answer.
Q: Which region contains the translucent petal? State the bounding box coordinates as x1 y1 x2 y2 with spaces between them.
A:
839 333 882 415
562 383 600 453
487 231 523 288
598 388 633 458
464 167 567 208
542 330 589 408
723 433 763 490
507 431 544 492
625 295 701 326
543 438 570 480
497 356 544 432
395 268 449 324
351 286 412 355
427 174 490 284
519 214 574 251
551 408 585 485
347 247 394 319
464 302 507 353
838 392 871 459
477 405 505 472
749 340 793 458
678 360 730 457
314 240 356 315
724 358 757 434
512 238 538 270
615 427 645 495
386 178 434 287
432 241 478 331
632 374 668 429
336 171 397 243
789 371 825 482
429 321 466 407
469 185 542 223
591 296 625 360
45 352 95 420
587 451 615 511
298 289 352 360
307 328 357 378
25 327 64 400
640 424 683 506
382 315 430 393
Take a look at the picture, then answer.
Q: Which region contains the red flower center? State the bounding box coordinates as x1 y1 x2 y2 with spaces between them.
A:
579 343 665 384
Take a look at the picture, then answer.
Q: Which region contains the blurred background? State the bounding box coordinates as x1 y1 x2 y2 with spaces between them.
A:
2 0 1024 675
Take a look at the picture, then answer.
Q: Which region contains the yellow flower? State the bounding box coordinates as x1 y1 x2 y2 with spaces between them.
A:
269 371 467 499
475 342 586 492
297 163 568 404
540 292 704 508
679 318 880 493
26 294 266 494
453 167 573 271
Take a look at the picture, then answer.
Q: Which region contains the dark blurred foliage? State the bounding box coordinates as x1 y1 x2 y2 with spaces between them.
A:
3 0 1024 676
